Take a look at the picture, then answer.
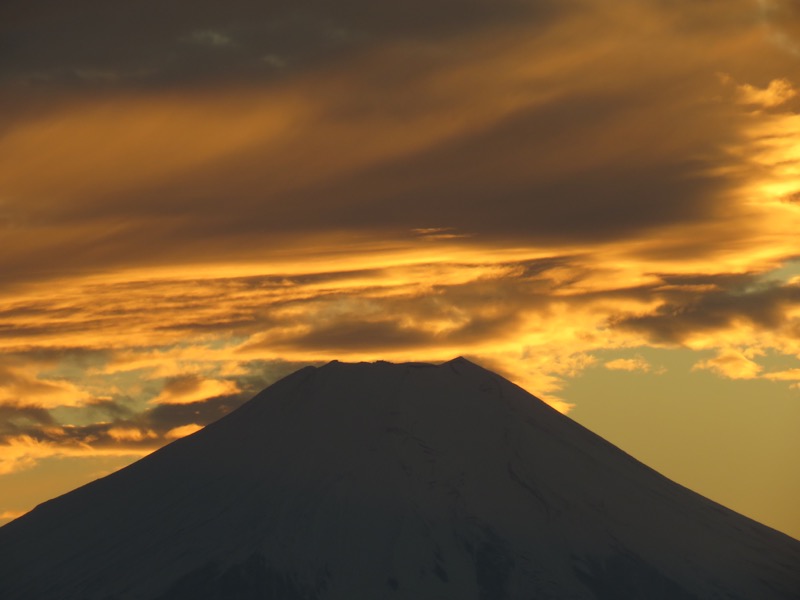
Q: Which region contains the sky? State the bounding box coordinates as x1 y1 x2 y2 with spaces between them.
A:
1 0 799 539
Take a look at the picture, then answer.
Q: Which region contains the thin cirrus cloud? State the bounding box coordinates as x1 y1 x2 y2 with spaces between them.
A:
0 0 799 534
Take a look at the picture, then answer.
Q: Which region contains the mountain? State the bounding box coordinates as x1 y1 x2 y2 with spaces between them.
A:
0 358 798 599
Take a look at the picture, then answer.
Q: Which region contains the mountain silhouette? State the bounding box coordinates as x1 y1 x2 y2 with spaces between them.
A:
0 358 798 599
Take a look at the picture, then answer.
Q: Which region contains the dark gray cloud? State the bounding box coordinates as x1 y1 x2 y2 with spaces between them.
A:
0 397 241 450
142 394 246 434
0 90 742 287
0 346 109 366
242 274 544 353
612 280 800 345
0 0 554 89
0 392 231 450
0 405 55 435
271 318 432 352
1 0 797 290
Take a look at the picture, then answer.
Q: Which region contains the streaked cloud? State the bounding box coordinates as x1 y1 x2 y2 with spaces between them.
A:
149 376 240 405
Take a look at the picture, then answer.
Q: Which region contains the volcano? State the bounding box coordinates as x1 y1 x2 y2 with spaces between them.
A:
0 358 798 599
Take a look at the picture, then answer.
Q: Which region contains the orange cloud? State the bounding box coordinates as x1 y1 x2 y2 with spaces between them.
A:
0 366 91 409
0 435 149 476
0 88 311 208
763 368 800 381
605 357 652 373
165 424 204 439
149 376 240 405
106 427 157 442
693 349 764 380
0 1 794 289
735 78 797 108
0 0 799 473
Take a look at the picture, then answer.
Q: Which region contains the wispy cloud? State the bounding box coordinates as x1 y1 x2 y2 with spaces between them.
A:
149 376 240 405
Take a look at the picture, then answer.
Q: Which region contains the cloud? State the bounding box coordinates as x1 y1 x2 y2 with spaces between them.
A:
106 427 157 442
612 280 800 346
758 0 800 56
2 253 799 430
182 30 233 47
0 31 796 433
165 424 204 439
0 435 149 476
261 54 287 69
735 78 797 108
141 394 252 433
604 357 652 373
0 0 551 89
763 368 800 381
693 349 764 380
0 366 92 409
1 0 800 480
0 390 259 475
0 404 55 431
412 227 470 241
149 375 240 405
4 0 798 291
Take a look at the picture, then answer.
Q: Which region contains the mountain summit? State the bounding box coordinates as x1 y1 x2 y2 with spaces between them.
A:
1 358 798 599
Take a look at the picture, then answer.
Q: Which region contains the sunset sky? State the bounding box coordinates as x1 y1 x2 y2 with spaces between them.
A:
1 0 799 539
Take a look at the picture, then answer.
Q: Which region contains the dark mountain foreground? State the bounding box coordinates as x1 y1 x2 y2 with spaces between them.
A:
1 358 798 599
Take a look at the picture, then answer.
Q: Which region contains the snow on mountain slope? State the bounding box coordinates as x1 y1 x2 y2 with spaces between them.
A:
0 358 798 599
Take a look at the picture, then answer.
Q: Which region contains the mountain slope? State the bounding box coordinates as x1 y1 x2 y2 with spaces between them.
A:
0 358 798 599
